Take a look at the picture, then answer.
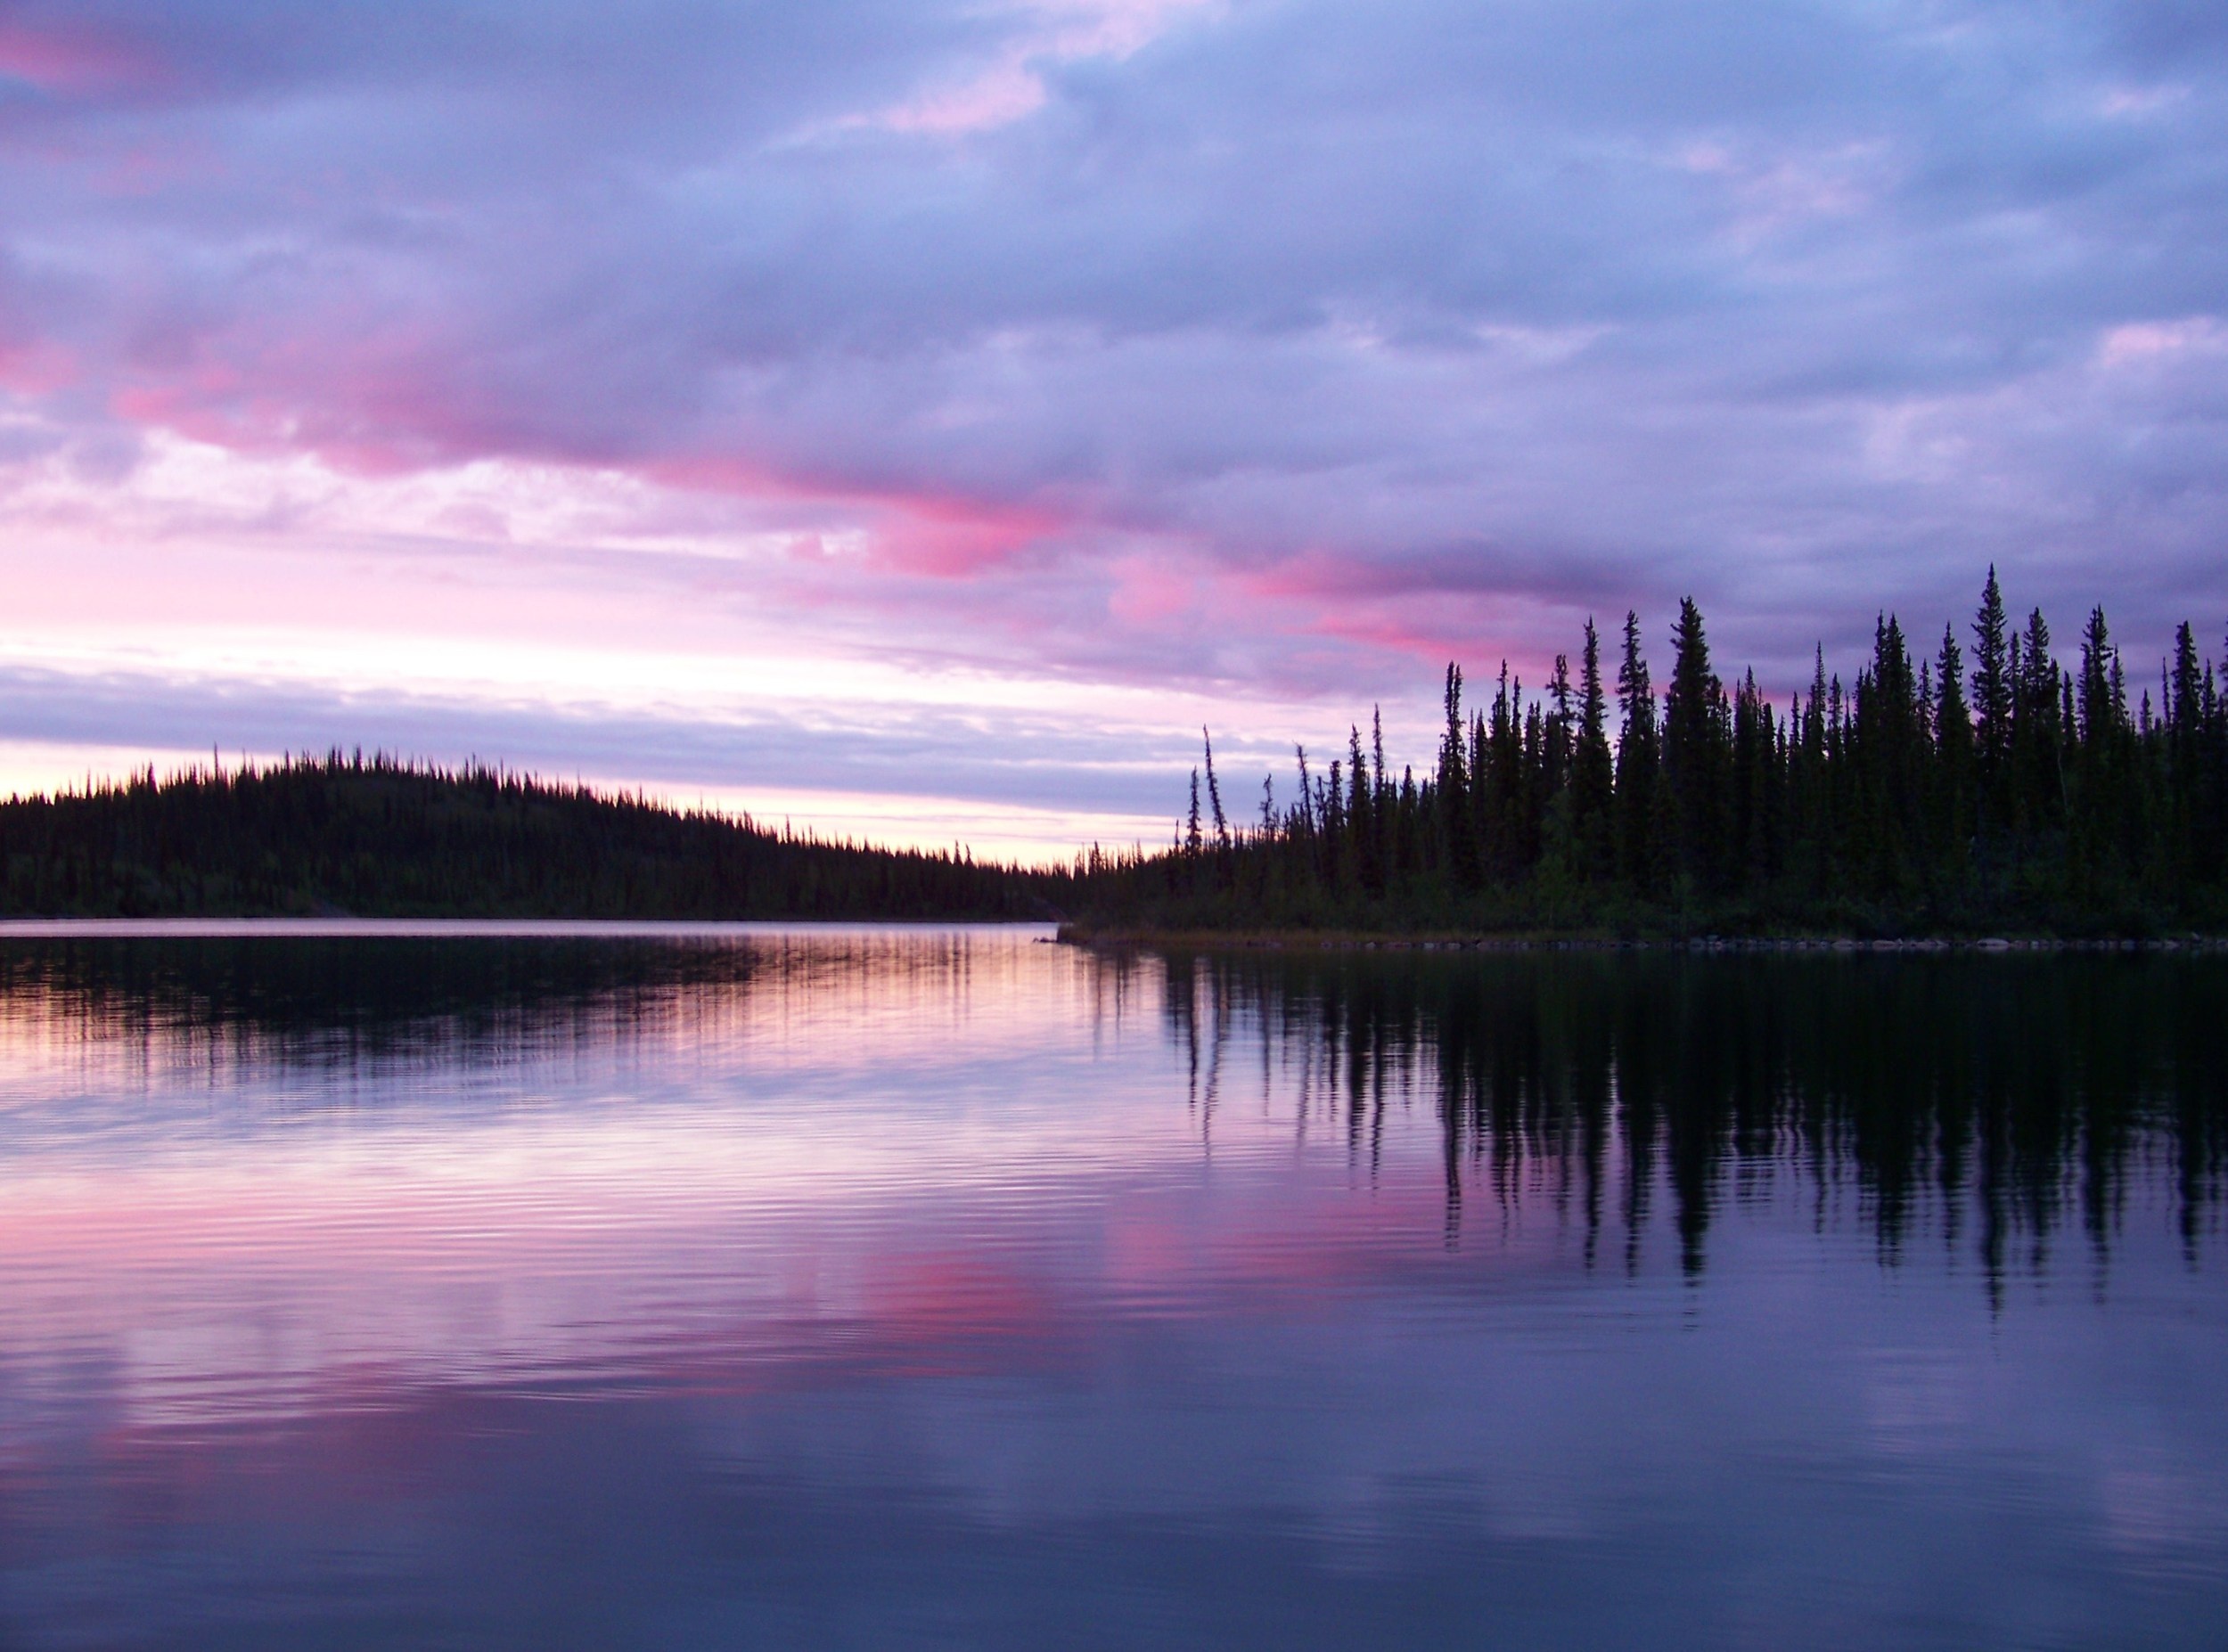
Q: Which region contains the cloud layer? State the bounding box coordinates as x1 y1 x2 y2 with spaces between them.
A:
3 0 2225 845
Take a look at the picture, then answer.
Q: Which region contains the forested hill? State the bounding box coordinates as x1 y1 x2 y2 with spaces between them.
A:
0 757 1050 920
12 571 2225 934
1069 572 2228 937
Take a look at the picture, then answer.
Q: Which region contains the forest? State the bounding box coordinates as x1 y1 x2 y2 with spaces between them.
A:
1 570 2221 934
0 756 1048 920
1068 570 2228 936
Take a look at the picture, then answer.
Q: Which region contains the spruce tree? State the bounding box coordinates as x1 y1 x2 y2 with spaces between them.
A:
1438 667 1476 888
1202 730 1230 852
1546 651 1575 803
1934 622 1972 882
1790 647 1830 893
1616 611 1660 893
2073 607 2127 890
2011 609 2063 842
1856 613 1925 893
1970 568 2012 850
2167 623 2208 882
1347 725 1377 894
1570 618 1616 875
1660 599 1728 893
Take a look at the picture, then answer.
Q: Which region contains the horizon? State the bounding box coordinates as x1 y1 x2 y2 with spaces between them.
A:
0 747 1092 870
0 575 2216 864
4 2 2225 856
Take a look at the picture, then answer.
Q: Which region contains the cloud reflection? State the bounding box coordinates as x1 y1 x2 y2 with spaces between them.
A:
0 931 2224 1647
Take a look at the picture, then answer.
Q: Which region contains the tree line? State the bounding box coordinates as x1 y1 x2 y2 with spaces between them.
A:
1071 570 2228 935
4 571 2221 933
0 754 1051 920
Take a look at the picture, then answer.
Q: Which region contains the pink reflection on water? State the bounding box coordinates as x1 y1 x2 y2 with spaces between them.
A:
0 928 1530 1438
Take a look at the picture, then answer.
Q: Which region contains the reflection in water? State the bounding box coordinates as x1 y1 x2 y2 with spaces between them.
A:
0 928 2223 1650
1160 949 2228 1284
0 928 1020 1075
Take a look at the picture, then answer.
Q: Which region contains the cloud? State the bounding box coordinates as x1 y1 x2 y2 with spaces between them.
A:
1 0 2226 830
0 658 1208 860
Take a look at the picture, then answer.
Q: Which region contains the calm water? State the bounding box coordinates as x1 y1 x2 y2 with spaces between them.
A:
0 925 2224 1649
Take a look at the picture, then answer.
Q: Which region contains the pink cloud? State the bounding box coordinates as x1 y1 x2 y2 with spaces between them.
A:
0 336 76 395
0 19 160 93
109 315 542 479
654 453 1069 577
1105 554 1196 626
2096 316 2228 369
1225 544 1632 689
878 489 1066 575
858 0 1217 136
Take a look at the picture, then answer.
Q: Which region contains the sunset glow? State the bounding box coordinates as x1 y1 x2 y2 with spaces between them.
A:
2 0 2224 855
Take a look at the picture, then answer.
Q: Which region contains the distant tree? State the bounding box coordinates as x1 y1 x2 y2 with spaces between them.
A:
2011 607 2064 844
2166 623 2212 883
1852 613 1927 894
1202 729 1230 851
0 756 1044 920
1970 568 2012 841
1569 618 1616 876
1615 611 1660 893
2072 607 2129 891
1934 622 1972 881
1660 598 1728 893
1438 666 1477 889
1545 651 1575 804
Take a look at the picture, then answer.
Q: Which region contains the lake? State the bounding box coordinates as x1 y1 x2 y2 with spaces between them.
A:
0 923 2222 1648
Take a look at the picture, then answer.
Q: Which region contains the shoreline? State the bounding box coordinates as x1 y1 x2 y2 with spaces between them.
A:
1056 924 2228 954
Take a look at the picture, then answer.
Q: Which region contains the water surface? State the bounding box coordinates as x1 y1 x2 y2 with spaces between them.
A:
0 925 2223 1648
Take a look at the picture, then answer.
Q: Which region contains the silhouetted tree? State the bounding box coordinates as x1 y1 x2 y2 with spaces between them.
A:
1066 576 2226 937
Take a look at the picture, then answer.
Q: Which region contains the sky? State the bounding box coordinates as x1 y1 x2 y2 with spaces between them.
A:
1 0 2224 859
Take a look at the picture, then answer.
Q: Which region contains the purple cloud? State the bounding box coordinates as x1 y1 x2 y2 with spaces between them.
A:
1 0 2224 832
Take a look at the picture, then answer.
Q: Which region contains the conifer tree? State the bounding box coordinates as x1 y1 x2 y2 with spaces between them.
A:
2072 607 2130 889
1660 598 1728 891
1438 666 1477 888
1546 651 1575 803
1970 569 2013 864
1934 622 1972 880
1790 647 1831 891
1202 730 1230 852
2167 623 2209 882
1855 613 1927 892
1570 618 1616 875
1347 724 1378 893
2011 608 2063 842
1615 611 1660 893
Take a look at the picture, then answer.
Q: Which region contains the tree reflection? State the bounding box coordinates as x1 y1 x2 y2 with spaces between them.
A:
1159 949 2228 1287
